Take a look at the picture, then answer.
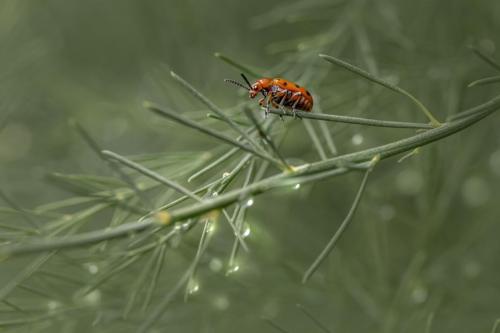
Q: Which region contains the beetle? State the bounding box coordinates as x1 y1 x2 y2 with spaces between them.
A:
225 74 313 117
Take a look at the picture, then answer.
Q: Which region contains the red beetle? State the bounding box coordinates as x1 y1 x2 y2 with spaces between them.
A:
225 74 313 116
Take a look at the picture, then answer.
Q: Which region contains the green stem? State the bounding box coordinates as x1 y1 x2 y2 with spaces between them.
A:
2 96 499 257
268 109 434 129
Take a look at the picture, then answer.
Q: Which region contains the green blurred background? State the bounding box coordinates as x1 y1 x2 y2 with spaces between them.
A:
1 0 500 332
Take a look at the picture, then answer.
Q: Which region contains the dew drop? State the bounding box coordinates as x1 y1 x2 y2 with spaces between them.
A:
242 225 251 238
222 172 231 178
187 280 200 295
293 183 301 190
245 198 254 207
206 223 216 234
226 264 240 275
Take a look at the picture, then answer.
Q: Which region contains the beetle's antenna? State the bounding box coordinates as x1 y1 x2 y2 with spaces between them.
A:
241 73 266 97
240 73 253 90
224 79 250 91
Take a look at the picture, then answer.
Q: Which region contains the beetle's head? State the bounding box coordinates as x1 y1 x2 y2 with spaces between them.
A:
224 73 269 99
249 78 272 99
249 82 261 99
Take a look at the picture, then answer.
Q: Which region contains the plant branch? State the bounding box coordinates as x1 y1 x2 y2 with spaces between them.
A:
267 108 434 129
2 95 499 257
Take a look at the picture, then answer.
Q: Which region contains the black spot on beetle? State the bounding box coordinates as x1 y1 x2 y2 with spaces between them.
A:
306 91 311 96
283 81 288 86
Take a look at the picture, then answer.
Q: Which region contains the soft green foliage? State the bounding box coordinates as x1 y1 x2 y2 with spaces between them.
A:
1 1 500 333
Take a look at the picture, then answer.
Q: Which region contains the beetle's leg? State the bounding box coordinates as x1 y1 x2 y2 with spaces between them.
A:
291 92 303 120
275 92 289 121
264 93 273 118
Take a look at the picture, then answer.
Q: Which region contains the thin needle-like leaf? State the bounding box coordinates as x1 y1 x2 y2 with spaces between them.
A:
0 307 82 327
71 120 150 207
123 247 159 318
319 54 441 126
139 221 213 332
447 95 500 121
1 300 24 313
469 46 500 72
141 243 167 313
170 71 264 151
18 284 54 300
303 119 328 160
303 156 378 283
0 222 38 234
81 255 141 295
242 107 290 168
145 101 284 168
184 219 212 301
0 190 39 228
315 97 337 156
206 113 249 126
262 318 292 333
102 150 201 202
491 318 500 333
318 120 338 156
296 303 332 333
228 159 255 268
188 123 258 182
0 252 55 301
425 312 435 333
214 52 263 78
467 75 500 87
188 147 239 182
